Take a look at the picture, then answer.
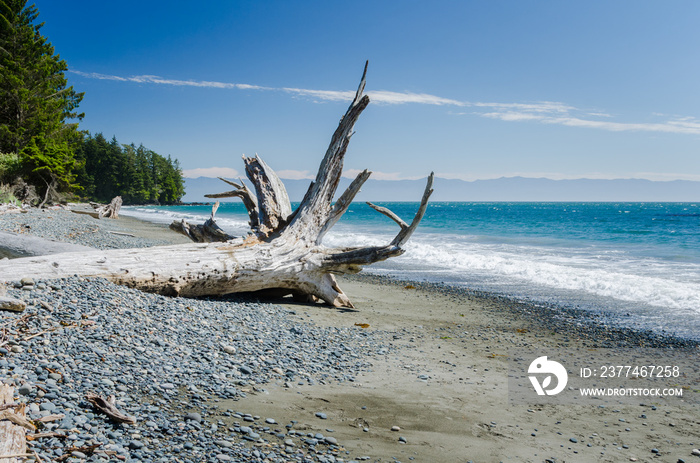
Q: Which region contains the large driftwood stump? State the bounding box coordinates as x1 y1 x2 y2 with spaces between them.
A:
91 196 122 219
0 63 433 308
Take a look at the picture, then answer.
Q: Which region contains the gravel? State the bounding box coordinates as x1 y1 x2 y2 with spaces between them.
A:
0 207 173 251
1 275 391 462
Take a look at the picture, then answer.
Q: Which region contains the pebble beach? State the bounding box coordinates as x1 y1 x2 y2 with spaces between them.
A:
1 207 699 463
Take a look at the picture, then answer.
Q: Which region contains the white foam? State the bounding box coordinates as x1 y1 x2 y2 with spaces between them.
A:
125 207 700 314
120 206 250 236
325 228 700 313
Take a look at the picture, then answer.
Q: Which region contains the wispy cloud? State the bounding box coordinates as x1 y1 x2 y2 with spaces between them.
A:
436 171 700 182
182 167 240 178
276 169 314 180
71 70 700 135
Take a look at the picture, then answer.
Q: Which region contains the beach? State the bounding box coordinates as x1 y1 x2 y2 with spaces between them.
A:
1 208 698 463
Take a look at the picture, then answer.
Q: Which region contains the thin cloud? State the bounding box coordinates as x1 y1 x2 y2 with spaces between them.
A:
182 167 240 178
71 70 700 135
276 169 314 180
436 171 700 182
343 169 424 181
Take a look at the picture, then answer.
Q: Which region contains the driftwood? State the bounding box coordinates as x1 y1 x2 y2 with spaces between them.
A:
85 392 136 424
169 201 234 242
0 384 28 463
91 196 122 219
0 63 433 308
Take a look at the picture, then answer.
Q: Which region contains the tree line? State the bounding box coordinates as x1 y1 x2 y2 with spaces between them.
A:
0 1 185 205
75 133 184 204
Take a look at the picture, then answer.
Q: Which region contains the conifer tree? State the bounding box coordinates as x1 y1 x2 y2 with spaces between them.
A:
0 0 84 193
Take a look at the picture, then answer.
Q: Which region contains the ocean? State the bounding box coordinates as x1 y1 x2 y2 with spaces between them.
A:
121 202 700 340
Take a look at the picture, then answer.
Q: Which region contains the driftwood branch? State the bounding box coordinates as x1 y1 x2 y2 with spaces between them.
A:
0 62 434 308
366 202 408 229
85 392 136 424
244 155 292 233
205 177 259 229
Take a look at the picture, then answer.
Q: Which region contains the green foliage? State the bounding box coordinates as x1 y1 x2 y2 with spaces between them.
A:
0 0 84 193
75 133 185 204
0 183 19 205
0 152 21 181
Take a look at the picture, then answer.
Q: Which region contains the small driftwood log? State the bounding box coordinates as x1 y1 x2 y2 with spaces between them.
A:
85 392 136 424
169 201 234 242
0 62 434 308
0 384 28 463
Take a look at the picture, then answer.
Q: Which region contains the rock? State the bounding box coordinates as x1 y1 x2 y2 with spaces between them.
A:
222 345 236 354
185 412 202 423
128 440 144 450
399 436 407 443
20 277 34 286
239 365 252 375
391 425 400 432
265 418 276 424
10 345 23 353
18 384 32 395
325 436 338 445
0 296 26 312
315 412 328 419
570 437 578 443
214 440 233 448
692 449 700 456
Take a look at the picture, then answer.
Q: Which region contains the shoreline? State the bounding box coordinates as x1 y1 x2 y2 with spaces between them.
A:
1 209 698 462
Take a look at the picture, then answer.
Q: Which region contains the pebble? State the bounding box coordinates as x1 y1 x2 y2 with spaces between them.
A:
4 211 695 463
18 384 32 395
128 440 144 450
391 426 400 431
692 449 700 456
222 345 236 354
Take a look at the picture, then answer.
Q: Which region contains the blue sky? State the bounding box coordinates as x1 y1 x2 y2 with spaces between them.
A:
36 1 700 182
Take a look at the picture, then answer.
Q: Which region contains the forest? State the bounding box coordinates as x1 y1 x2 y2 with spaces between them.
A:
0 1 185 205
75 134 184 204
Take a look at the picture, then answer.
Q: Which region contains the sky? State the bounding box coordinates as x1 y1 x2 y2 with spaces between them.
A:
34 1 700 182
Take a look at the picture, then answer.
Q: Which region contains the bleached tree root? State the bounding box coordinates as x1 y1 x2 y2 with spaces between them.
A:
0 62 434 308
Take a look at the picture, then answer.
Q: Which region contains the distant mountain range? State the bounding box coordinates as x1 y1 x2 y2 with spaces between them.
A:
182 176 700 203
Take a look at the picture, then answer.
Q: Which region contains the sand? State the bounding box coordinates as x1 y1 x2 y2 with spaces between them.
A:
222 278 699 462
2 209 698 462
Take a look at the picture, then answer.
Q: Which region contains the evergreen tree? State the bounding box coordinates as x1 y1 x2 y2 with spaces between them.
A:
0 0 84 192
75 133 185 204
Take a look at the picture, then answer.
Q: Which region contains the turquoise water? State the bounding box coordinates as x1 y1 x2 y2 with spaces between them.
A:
123 202 700 340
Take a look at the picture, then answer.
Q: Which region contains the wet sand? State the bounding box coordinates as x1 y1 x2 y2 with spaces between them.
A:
224 277 699 462
2 209 698 462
